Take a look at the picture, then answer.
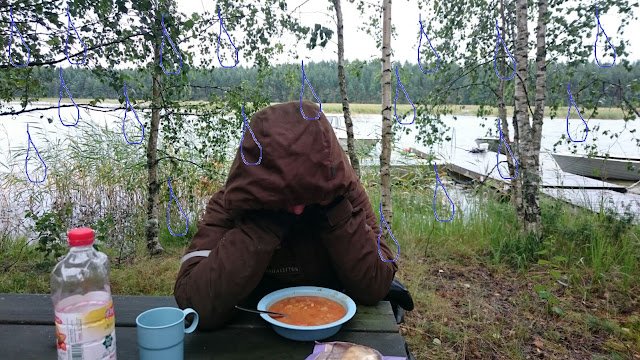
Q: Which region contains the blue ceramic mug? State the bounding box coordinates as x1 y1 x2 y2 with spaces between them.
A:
136 307 199 360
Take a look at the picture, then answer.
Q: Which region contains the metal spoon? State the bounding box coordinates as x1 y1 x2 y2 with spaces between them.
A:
234 305 291 318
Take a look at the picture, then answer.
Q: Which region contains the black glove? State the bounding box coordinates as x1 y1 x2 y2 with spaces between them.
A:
382 278 414 324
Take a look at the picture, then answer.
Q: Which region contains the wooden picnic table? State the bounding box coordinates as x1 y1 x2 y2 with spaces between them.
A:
0 293 409 359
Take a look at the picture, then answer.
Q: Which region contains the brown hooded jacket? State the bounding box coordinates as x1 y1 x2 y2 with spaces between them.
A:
174 101 398 330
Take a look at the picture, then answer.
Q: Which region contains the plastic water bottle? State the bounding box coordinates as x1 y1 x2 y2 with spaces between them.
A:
51 227 117 360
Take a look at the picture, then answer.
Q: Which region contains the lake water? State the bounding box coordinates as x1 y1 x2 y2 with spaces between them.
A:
1 102 639 236
3 103 639 173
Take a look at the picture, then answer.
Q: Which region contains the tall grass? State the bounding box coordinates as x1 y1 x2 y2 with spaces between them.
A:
1 117 226 264
361 165 639 294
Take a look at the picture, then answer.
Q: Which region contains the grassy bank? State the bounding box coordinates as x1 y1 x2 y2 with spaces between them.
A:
2 177 639 358
33 99 635 119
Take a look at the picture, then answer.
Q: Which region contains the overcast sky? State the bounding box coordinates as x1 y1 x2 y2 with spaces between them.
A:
175 0 640 67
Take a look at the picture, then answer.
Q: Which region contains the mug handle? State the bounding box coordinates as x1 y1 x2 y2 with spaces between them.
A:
182 308 199 334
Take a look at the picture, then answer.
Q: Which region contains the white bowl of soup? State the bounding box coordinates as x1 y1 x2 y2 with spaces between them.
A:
257 286 357 341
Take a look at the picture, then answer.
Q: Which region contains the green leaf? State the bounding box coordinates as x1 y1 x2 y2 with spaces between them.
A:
551 306 565 316
535 249 548 255
537 290 551 299
553 256 568 262
550 270 562 279
537 259 550 265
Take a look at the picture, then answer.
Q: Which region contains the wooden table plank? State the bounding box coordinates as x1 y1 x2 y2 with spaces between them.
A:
0 325 408 360
0 294 398 332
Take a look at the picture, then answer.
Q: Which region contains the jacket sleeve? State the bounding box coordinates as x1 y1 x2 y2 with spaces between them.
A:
319 183 398 305
173 189 287 330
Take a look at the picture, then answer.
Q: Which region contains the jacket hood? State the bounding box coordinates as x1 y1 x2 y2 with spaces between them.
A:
223 101 355 211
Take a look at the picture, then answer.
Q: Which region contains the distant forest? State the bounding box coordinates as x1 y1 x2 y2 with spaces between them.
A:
36 60 640 107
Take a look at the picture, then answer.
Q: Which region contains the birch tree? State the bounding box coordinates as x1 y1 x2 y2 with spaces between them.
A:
330 0 361 178
380 0 393 229
417 0 638 238
2 0 332 254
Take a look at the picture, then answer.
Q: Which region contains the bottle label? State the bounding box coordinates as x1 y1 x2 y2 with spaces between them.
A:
54 300 117 360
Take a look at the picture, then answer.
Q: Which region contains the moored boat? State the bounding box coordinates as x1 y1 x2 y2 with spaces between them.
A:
474 137 514 155
550 152 640 181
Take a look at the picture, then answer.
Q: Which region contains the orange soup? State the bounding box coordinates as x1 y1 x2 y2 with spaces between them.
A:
268 296 347 326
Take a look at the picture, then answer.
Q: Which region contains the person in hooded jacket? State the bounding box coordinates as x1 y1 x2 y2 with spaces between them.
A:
174 100 403 330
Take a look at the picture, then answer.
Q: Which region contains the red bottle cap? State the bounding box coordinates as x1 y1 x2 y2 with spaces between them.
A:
68 228 94 247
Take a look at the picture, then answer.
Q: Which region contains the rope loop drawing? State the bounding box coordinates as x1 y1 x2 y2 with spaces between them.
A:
240 105 263 165
433 162 455 222
494 19 515 80
377 203 400 263
167 176 189 236
217 8 239 68
418 14 439 74
65 5 87 65
8 6 31 67
299 60 322 120
160 14 183 75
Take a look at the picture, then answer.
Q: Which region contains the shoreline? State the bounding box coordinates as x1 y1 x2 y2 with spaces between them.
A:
10 100 636 120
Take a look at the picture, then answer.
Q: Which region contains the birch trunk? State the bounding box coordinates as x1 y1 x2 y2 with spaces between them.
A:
515 0 542 237
497 0 517 191
145 17 164 255
380 0 393 231
332 0 360 178
528 0 549 237
507 0 524 220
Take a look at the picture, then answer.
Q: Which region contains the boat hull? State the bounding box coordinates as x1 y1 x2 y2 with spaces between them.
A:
474 138 513 155
551 153 640 181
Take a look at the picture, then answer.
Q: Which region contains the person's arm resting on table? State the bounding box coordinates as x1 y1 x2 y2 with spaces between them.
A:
173 191 290 330
319 187 398 305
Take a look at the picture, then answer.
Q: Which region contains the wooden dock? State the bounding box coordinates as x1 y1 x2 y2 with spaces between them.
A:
438 146 638 220
442 147 627 192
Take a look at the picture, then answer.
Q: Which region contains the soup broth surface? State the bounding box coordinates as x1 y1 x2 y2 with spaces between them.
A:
268 296 347 326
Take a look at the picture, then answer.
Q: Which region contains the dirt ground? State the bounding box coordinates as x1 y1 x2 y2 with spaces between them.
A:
398 255 640 360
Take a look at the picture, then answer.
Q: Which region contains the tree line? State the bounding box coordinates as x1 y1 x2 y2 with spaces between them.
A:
36 59 640 107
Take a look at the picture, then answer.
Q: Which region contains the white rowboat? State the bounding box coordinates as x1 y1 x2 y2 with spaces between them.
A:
551 152 640 181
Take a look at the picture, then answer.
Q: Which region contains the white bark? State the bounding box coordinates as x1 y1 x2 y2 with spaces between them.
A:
380 0 393 230
514 0 543 237
146 14 165 255
332 0 361 178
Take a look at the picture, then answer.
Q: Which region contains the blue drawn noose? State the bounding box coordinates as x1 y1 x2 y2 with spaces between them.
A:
58 67 80 126
8 6 31 67
65 5 87 65
299 60 322 120
160 14 183 75
217 8 239 68
377 203 400 262
494 19 515 80
566 82 588 143
433 162 455 222
25 124 47 183
240 105 262 165
394 65 416 125
123 85 145 145
418 14 438 74
167 176 189 236
594 8 616 68
496 119 518 179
